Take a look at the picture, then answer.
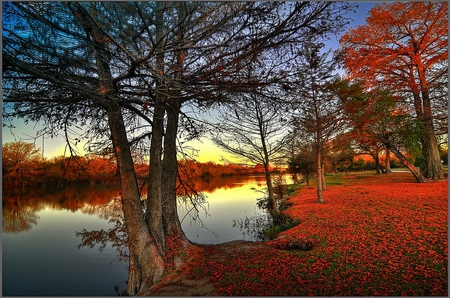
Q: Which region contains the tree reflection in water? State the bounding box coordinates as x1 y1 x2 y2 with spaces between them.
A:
2 186 119 234
75 198 129 264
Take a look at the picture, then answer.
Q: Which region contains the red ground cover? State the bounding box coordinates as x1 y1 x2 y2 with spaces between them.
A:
188 173 448 296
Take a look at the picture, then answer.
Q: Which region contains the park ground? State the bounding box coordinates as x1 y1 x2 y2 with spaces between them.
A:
142 171 448 296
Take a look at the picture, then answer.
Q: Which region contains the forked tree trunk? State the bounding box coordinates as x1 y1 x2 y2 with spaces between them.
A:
75 7 166 293
108 108 165 295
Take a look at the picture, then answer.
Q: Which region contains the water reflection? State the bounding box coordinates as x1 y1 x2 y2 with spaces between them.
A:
3 175 274 243
2 175 276 295
2 186 121 234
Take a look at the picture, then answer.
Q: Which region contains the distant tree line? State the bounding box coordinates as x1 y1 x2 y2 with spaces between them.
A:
2 141 285 189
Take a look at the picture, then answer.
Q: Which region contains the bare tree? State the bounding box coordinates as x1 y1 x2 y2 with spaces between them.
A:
212 91 291 213
290 42 347 203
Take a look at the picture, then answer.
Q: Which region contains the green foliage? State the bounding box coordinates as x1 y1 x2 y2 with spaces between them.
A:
262 211 301 240
288 151 315 175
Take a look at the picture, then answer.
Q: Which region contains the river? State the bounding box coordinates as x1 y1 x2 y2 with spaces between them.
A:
2 174 276 296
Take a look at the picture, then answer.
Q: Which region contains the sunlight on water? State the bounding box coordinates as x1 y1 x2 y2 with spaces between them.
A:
178 177 269 244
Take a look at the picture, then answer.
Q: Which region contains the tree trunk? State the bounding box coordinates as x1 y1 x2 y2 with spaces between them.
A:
373 152 381 174
420 117 445 179
108 108 164 295
321 165 327 190
263 161 277 211
413 74 445 179
256 100 278 212
162 98 186 239
316 151 325 203
146 1 166 254
161 1 190 242
382 141 428 183
385 148 391 173
146 100 165 254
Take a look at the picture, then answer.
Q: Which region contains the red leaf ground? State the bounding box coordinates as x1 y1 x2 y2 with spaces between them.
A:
146 172 448 296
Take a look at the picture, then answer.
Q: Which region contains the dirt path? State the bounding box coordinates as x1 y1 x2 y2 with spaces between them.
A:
140 240 266 296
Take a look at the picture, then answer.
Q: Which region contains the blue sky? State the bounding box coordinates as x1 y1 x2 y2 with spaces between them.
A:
2 2 377 162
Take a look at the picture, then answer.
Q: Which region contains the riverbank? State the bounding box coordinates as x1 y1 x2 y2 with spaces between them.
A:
142 172 448 296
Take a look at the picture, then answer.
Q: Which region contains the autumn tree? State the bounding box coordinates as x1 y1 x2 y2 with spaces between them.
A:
339 2 448 179
2 141 43 188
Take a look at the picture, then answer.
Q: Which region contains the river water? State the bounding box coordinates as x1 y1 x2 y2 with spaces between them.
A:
2 175 273 296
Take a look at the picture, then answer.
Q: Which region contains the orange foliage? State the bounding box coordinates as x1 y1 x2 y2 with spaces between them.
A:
339 2 447 90
2 142 276 189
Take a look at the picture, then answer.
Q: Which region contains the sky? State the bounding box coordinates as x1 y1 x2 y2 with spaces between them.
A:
2 2 377 163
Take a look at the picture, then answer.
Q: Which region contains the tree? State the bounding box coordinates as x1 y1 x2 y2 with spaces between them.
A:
290 42 346 203
2 1 356 294
287 148 316 186
334 79 428 182
339 2 448 179
2 141 43 188
212 92 290 212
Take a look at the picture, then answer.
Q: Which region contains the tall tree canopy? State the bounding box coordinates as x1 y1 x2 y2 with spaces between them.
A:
339 2 448 179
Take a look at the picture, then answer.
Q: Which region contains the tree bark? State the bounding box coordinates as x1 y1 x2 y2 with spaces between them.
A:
146 99 165 254
162 98 186 238
415 66 445 179
373 152 381 174
321 165 327 190
420 112 445 179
